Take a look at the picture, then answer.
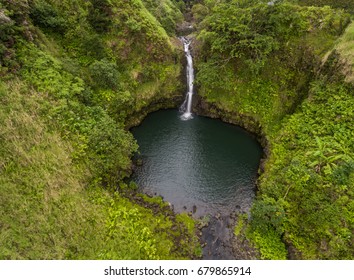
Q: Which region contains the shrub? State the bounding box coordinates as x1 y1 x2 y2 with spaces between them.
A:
89 59 120 90
88 0 113 33
30 0 67 34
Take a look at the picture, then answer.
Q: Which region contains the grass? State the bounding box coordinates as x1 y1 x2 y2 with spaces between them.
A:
0 78 200 259
0 0 200 260
335 21 354 83
0 79 98 259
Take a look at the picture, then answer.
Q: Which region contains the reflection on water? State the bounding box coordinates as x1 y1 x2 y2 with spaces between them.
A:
131 109 263 217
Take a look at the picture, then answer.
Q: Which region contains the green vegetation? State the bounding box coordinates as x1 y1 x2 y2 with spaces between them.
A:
335 22 354 83
0 0 199 259
193 0 354 259
258 80 354 259
234 214 248 237
1 0 354 260
294 0 354 14
142 0 184 35
195 0 350 134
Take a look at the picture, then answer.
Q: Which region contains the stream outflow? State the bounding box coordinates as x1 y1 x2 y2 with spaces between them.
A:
132 110 262 259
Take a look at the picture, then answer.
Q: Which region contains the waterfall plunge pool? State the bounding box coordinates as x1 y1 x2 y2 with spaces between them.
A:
130 37 263 259
131 109 263 218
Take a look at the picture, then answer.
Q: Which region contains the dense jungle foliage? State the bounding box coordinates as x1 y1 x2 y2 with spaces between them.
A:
192 0 354 259
295 0 354 14
0 0 200 259
1 0 353 260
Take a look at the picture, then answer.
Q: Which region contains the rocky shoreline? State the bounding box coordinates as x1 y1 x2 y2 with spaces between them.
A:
124 32 266 260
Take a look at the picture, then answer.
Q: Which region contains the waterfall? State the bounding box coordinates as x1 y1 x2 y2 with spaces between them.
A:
180 37 194 120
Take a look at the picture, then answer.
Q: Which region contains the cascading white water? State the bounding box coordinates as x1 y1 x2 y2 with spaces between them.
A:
180 37 194 120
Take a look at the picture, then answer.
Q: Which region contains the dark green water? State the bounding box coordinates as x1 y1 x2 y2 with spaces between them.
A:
131 109 263 217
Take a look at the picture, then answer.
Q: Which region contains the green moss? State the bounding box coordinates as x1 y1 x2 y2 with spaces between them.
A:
176 213 196 235
234 214 247 237
137 193 169 208
175 213 202 258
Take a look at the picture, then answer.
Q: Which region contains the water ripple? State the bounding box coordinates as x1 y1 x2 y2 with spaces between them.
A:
132 109 263 217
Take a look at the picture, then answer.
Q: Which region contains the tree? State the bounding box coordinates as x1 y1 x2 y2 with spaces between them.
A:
88 0 113 33
89 59 120 90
